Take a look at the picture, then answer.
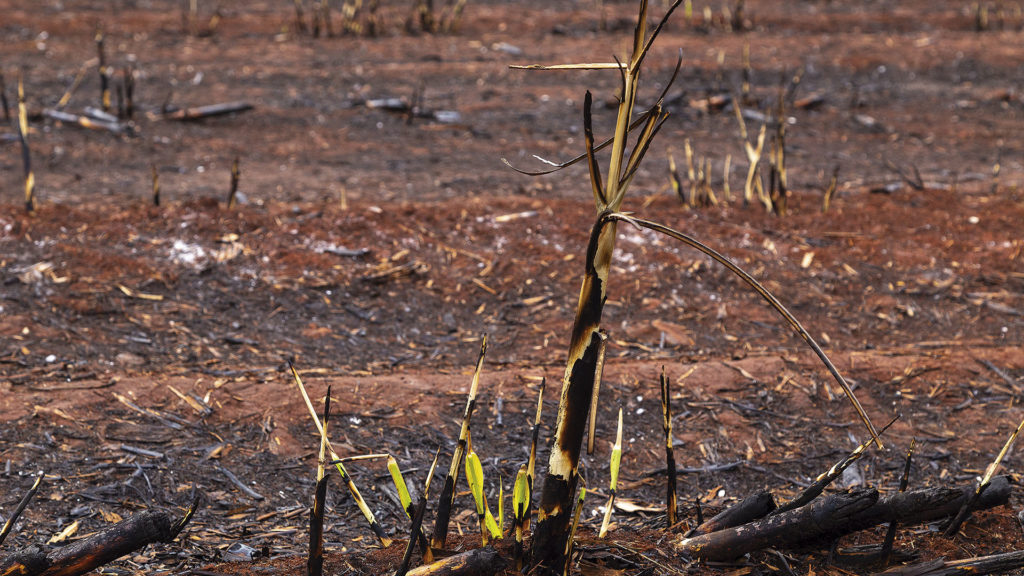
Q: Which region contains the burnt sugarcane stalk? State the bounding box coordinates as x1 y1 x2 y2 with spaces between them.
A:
432 335 488 549
307 387 331 576
151 165 160 206
96 31 110 112
17 74 35 213
660 367 677 528
38 501 198 576
0 72 10 121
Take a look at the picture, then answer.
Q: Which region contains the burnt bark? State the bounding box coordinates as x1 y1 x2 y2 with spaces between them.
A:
678 487 878 561
677 477 1011 562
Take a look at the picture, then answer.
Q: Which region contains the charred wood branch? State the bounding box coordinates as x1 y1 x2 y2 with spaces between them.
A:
687 491 776 537
148 101 253 122
406 546 505 576
6 502 199 576
677 477 1010 562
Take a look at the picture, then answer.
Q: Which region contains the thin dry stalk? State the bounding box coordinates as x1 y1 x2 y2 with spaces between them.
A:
661 367 677 528
0 470 44 546
585 330 608 455
395 451 440 576
96 31 110 112
773 416 897 516
881 438 915 563
524 377 545 535
0 72 9 121
945 415 1024 536
562 483 586 576
307 386 331 576
822 165 839 213
289 363 392 547
17 74 35 213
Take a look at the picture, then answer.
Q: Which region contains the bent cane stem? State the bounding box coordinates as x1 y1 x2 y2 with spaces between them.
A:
602 211 881 447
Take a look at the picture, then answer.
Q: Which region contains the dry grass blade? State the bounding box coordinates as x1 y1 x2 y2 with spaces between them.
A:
431 334 488 549
288 362 393 547
603 212 882 447
509 63 626 70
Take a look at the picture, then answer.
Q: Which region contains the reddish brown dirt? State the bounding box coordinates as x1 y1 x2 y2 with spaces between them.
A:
1 1 1023 575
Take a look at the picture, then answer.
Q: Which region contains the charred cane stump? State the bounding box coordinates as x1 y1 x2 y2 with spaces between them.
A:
677 477 1010 562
